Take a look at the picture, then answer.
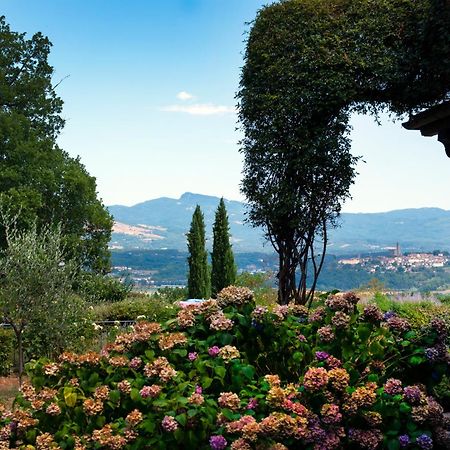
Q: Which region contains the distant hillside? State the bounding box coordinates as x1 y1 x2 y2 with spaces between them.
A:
108 193 450 255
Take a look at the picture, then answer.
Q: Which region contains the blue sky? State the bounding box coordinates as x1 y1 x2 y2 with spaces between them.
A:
3 0 449 212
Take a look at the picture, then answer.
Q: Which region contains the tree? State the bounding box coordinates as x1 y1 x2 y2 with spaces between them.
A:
0 16 113 273
211 198 237 296
0 218 90 381
187 205 210 299
237 0 450 305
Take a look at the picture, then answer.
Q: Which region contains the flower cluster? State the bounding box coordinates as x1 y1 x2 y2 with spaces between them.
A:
158 332 187 351
348 428 383 449
317 326 335 343
303 367 329 391
217 285 254 307
383 378 403 395
331 311 351 329
161 415 178 432
362 304 383 322
208 311 234 331
218 392 241 411
325 293 356 314
219 345 240 362
92 424 128 448
386 316 411 333
143 356 177 381
140 384 161 398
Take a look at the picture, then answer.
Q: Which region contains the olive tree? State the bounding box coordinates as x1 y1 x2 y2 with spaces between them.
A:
0 217 92 381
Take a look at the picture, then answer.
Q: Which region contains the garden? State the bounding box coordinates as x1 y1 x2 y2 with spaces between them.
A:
0 286 449 449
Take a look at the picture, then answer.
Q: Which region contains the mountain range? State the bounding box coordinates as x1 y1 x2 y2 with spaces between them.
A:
108 193 450 256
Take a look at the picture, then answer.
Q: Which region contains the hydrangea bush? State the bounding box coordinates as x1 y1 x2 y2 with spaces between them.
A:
0 288 449 449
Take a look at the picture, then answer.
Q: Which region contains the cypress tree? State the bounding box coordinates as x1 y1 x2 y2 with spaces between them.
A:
187 205 210 299
211 198 237 297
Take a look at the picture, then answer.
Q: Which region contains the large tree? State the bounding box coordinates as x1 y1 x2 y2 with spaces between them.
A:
0 16 112 273
187 205 210 299
211 198 236 297
237 0 450 305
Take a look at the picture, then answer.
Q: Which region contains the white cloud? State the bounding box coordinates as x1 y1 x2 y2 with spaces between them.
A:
162 103 236 116
176 91 194 101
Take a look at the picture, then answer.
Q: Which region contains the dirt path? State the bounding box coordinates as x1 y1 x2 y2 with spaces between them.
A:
0 375 20 408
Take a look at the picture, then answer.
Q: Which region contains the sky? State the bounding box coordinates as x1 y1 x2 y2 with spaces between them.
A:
2 0 450 213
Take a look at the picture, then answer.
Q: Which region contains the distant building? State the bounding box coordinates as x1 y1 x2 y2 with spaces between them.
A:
339 258 361 265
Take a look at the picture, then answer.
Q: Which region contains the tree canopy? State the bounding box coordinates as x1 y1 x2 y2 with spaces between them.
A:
0 16 112 273
237 0 450 304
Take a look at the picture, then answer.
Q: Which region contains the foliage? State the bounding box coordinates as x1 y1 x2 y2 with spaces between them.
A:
0 15 113 273
76 272 132 304
153 286 188 303
237 0 450 305
187 206 210 299
369 294 450 330
211 198 237 297
93 295 178 323
235 271 277 307
0 222 91 378
0 328 13 376
1 289 448 449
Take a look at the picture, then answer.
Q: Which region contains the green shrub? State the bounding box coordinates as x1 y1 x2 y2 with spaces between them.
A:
370 294 450 331
2 289 448 449
235 271 277 307
437 293 450 305
0 328 14 376
93 296 178 323
153 286 188 303
76 272 132 303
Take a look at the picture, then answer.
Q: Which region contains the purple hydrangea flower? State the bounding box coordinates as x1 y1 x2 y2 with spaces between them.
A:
209 435 227 450
315 351 329 361
416 434 433 449
208 346 220 357
383 310 396 320
246 397 258 410
195 385 203 394
399 434 410 447
188 352 198 361
403 385 422 404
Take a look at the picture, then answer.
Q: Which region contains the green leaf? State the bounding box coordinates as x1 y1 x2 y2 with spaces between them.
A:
64 392 77 408
187 409 197 418
399 402 411 413
387 438 400 450
357 324 371 341
369 341 384 358
130 388 140 402
201 376 213 388
175 414 187 426
214 366 226 379
409 355 425 365
241 366 255 380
